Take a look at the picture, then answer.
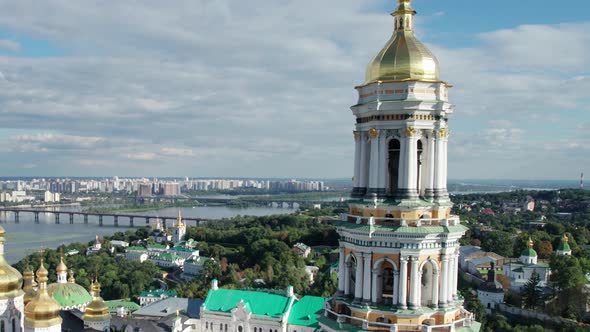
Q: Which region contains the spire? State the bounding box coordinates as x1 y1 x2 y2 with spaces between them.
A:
68 269 76 283
84 276 111 323
24 257 62 329
527 237 534 248
562 233 569 243
393 0 416 32
174 209 184 228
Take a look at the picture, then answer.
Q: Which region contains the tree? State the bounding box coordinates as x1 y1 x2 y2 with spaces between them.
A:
521 271 542 309
482 231 514 257
550 255 586 291
536 240 553 259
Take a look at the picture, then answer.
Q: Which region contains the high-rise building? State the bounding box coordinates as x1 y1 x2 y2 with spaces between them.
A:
320 1 479 331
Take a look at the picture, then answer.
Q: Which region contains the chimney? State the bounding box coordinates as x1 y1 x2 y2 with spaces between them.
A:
211 279 219 291
487 262 496 282
286 285 294 297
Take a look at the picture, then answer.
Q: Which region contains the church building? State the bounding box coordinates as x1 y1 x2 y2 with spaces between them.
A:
318 1 480 331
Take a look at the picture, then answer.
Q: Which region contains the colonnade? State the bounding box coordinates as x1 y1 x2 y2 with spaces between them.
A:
337 247 460 309
352 128 449 200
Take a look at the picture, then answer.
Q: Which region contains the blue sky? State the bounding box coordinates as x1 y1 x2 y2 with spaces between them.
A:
0 0 588 180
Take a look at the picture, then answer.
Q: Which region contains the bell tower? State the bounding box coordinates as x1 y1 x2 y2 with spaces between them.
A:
320 1 479 331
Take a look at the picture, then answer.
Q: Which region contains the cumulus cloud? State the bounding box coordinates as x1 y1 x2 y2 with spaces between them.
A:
0 1 587 179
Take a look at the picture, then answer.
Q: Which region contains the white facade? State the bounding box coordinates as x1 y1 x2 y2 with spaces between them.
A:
125 251 148 263
477 289 504 311
85 319 110 331
0 294 24 332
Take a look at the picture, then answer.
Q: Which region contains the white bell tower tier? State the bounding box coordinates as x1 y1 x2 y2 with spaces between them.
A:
320 1 479 331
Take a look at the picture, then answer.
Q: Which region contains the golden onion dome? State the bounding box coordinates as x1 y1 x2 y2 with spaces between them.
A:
56 256 67 274
24 259 62 328
365 0 440 84
84 279 110 322
0 226 24 300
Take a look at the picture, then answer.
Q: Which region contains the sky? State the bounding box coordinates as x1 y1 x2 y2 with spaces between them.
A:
0 0 588 180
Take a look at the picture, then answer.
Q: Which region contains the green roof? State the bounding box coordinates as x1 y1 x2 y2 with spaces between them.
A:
127 246 146 252
204 289 293 318
147 244 167 249
140 289 178 298
288 296 325 328
186 256 212 267
156 252 182 261
47 283 93 308
557 242 571 252
105 300 140 313
520 248 537 257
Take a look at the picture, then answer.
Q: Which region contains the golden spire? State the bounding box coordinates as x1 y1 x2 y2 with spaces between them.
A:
562 234 569 243
393 0 416 32
24 258 62 328
68 269 76 283
84 276 110 322
174 209 184 228
23 264 37 305
527 238 534 248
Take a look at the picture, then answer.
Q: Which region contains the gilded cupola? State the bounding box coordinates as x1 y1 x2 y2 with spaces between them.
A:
23 264 37 305
84 277 111 322
24 258 62 328
365 0 440 84
0 226 24 300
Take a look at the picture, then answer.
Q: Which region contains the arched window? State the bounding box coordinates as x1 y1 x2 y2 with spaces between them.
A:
417 140 424 196
10 319 14 332
388 139 401 197
238 326 243 332
1 320 4 332
206 322 209 330
220 323 223 331
225 324 228 332
254 328 257 332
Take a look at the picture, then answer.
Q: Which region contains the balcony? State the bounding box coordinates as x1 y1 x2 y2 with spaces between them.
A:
320 307 479 332
340 213 461 228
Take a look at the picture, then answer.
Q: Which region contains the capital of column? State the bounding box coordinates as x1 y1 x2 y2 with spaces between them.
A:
403 126 417 138
368 128 379 140
353 131 359 141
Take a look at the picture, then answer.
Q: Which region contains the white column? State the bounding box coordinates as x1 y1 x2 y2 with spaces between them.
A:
400 128 419 199
442 136 449 195
344 261 351 296
439 255 449 307
338 246 346 294
358 133 368 192
377 132 387 195
398 257 408 309
452 252 459 300
371 269 379 304
409 256 420 310
434 129 448 200
392 270 399 307
354 254 364 302
362 252 372 303
397 136 407 193
353 132 362 191
447 253 455 303
432 270 439 308
425 133 436 201
368 130 380 194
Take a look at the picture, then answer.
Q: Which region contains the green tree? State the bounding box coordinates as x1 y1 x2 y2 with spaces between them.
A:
521 271 542 309
550 255 586 291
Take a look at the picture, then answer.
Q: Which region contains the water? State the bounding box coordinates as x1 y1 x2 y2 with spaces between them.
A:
0 205 296 264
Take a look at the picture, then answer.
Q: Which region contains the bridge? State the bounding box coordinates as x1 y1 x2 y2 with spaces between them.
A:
0 208 213 228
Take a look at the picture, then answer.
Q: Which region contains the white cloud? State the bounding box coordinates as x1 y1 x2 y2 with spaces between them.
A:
0 1 587 179
0 39 20 52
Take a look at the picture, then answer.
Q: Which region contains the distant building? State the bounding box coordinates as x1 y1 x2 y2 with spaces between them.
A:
292 243 311 258
556 234 572 256
86 235 103 256
171 210 186 243
43 191 60 203
305 266 319 284
138 184 153 197
477 263 504 312
139 290 178 307
182 256 215 281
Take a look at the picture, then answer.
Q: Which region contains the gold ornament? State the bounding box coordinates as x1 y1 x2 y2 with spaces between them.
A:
368 128 379 139
353 131 359 141
438 128 448 138
404 127 417 137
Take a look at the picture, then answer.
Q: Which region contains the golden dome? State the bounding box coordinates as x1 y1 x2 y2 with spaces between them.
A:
365 0 440 84
84 278 110 322
24 259 62 328
56 256 67 274
0 226 24 300
23 265 38 305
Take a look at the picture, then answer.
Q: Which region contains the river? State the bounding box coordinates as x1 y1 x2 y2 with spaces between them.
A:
0 205 297 264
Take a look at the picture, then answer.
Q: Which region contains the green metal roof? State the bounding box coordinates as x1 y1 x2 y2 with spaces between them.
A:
105 300 140 313
47 282 93 308
288 296 325 327
520 248 537 257
204 289 293 318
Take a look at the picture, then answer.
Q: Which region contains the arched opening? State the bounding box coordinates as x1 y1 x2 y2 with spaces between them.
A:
347 255 358 297
376 317 391 324
388 139 401 197
373 259 397 305
237 326 243 332
420 260 438 307
417 140 423 196
10 319 14 332
1 320 5 332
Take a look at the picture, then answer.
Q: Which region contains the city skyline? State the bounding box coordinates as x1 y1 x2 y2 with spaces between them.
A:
0 0 588 179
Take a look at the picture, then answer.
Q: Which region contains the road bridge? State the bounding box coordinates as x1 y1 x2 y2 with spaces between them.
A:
0 208 213 227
